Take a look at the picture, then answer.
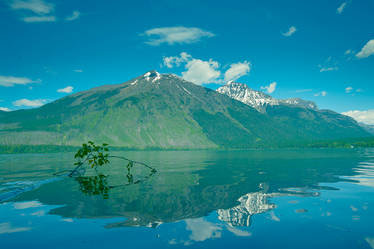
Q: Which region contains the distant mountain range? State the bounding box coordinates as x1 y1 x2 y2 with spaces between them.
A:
0 71 371 149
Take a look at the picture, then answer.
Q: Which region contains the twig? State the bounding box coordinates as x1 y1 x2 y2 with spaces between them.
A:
54 154 156 177
108 155 157 171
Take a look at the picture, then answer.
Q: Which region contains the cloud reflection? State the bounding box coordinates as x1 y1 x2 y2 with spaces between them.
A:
185 218 222 242
13 201 43 210
0 222 31 234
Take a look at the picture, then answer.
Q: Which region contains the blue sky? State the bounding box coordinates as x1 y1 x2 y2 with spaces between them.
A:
0 0 373 123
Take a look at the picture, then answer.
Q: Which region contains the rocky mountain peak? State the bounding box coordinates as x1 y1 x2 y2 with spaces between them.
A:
217 82 278 112
217 81 318 112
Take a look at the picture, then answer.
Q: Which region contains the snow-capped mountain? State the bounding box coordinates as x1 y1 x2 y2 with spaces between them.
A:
216 81 318 112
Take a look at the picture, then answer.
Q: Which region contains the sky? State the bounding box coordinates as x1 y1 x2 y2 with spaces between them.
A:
0 0 373 124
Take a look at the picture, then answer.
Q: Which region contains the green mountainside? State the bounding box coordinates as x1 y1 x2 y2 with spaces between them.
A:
0 71 371 149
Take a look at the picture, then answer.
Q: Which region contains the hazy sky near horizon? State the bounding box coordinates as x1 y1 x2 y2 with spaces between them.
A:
0 0 373 123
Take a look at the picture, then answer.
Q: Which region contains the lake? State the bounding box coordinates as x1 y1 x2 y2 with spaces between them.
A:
1 149 374 249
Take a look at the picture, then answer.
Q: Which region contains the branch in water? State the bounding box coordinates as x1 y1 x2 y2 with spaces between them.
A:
54 141 156 177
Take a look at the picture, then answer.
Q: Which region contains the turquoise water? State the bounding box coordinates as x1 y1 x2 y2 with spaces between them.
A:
1 149 374 249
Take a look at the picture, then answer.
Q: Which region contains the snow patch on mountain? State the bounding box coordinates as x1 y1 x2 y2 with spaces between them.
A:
143 71 162 83
182 86 191 95
152 71 161 82
280 98 318 110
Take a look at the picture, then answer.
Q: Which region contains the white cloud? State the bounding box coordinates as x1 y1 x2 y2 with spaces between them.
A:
143 26 215 46
0 223 31 234
319 66 338 72
65 10 80 21
57 86 73 93
10 0 54 15
182 58 221 85
0 107 11 112
337 2 347 14
162 52 251 84
342 110 374 125
12 98 48 107
318 57 339 72
0 75 37 87
261 82 277 94
356 39 374 59
163 52 220 84
23 15 56 22
282 26 297 37
345 49 353 55
10 0 56 22
13 201 43 209
73 69 83 73
224 61 251 82
344 86 362 94
314 91 327 97
163 52 192 68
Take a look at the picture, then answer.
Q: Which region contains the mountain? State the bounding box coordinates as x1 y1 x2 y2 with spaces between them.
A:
359 123 374 135
217 81 317 112
0 71 370 149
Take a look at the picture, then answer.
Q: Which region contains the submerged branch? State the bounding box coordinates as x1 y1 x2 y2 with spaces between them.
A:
108 155 156 172
53 141 157 178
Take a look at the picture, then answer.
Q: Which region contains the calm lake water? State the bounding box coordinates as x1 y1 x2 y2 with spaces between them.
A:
1 149 374 249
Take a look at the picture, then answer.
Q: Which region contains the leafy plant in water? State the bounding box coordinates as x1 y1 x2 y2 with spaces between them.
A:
74 141 110 169
61 141 158 194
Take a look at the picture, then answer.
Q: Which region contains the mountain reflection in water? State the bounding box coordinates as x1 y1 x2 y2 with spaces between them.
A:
217 192 276 227
1 149 371 230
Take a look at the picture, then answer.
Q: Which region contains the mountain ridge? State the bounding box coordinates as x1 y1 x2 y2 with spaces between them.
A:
216 81 318 112
0 71 370 149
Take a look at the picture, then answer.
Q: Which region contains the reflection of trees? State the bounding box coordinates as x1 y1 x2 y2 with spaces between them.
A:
15 150 366 228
